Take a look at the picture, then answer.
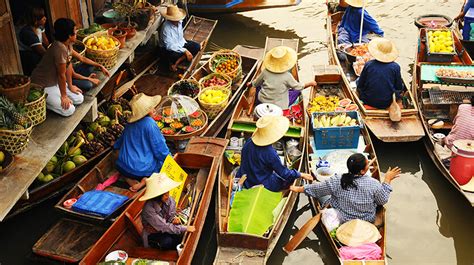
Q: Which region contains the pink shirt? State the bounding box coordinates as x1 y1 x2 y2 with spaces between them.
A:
445 104 474 149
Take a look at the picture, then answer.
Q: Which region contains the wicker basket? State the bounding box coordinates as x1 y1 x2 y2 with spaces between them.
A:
83 32 119 69
25 86 46 127
199 72 232 91
0 75 31 104
0 121 33 155
198 86 231 119
209 49 242 83
168 79 201 100
72 41 86 66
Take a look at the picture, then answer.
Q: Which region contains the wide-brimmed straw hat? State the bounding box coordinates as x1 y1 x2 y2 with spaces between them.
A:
252 115 289 146
159 5 186 22
336 219 382 247
139 173 181 201
345 0 364 8
263 46 297 73
461 177 474 192
368 37 399 63
128 93 162 123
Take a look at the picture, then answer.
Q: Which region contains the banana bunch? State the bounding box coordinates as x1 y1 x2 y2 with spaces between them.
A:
313 113 357 128
308 96 340 113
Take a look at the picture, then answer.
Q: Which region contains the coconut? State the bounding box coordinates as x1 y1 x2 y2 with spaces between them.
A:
69 147 81 156
72 155 87 166
98 115 111 127
89 122 100 132
108 104 123 118
63 161 76 173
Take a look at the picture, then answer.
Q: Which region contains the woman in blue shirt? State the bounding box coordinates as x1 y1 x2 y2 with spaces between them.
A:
455 0 474 21
237 115 312 192
337 0 384 46
114 93 170 192
356 38 403 109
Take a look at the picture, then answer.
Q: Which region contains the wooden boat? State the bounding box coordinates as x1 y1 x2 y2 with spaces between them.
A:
214 37 306 264
412 28 474 206
54 151 138 221
187 0 300 14
193 45 262 137
79 138 227 264
305 65 385 264
454 21 474 60
326 11 425 142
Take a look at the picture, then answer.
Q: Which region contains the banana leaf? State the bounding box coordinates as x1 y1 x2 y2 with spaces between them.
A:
228 186 282 236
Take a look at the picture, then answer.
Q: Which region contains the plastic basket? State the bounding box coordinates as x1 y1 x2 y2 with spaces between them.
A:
0 119 33 155
83 32 119 69
24 85 46 127
198 86 231 119
168 79 201 100
311 111 361 150
0 75 31 104
199 72 232 91
209 49 242 83
425 29 456 62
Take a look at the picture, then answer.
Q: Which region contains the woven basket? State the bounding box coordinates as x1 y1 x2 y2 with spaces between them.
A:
168 79 201 100
83 32 119 69
0 75 31 104
0 120 33 155
209 49 242 83
72 41 86 66
198 86 231 119
25 86 46 127
199 72 232 91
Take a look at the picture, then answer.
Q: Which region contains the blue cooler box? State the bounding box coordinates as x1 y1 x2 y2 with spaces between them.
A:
311 111 362 150
463 8 474 40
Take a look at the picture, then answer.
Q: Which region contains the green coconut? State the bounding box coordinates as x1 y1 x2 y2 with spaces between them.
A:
72 155 87 166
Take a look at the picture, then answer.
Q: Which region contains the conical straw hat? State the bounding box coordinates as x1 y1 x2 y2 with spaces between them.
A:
128 93 162 123
368 37 399 63
159 5 186 22
263 46 297 73
139 173 181 201
345 0 364 8
336 219 382 247
252 115 289 146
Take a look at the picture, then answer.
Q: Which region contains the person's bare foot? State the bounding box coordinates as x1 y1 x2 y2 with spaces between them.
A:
130 177 147 192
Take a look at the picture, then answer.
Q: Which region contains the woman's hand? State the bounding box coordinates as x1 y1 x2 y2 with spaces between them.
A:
99 65 110 77
61 95 72 110
384 166 401 184
289 185 304 193
305 80 317 88
186 225 196 232
300 173 314 181
70 85 82 94
88 73 100 86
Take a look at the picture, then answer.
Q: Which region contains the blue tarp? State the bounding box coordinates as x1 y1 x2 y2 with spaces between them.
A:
72 190 128 217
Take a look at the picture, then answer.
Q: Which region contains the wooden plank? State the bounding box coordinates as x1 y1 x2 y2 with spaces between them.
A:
0 0 21 74
364 115 425 142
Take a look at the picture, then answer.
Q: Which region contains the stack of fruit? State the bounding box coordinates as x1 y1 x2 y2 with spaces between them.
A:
436 68 474 78
0 96 30 130
85 35 119 51
210 50 242 81
153 108 206 136
308 96 340 113
313 113 358 128
427 30 454 53
169 80 201 99
0 75 29 90
77 23 104 40
199 89 228 105
200 73 231 89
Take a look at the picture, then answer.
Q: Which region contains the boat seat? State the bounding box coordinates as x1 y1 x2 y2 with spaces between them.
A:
127 246 179 261
125 211 143 238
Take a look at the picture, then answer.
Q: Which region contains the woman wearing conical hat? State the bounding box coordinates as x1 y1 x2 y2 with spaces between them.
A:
159 5 201 72
355 38 403 109
113 93 170 192
236 116 313 192
337 0 384 46
140 173 195 249
250 46 316 110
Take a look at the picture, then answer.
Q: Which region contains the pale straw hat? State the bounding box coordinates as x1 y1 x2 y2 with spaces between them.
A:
368 37 399 63
345 0 364 8
252 115 289 146
461 177 474 193
159 5 186 22
128 93 162 123
139 173 181 201
263 46 297 73
336 219 382 247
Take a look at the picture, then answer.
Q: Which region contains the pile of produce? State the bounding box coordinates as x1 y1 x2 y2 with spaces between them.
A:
427 30 454 53
313 113 358 128
0 96 30 130
0 75 29 89
77 23 103 37
211 55 240 75
353 52 373 76
201 74 230 88
85 35 119 51
169 80 200 98
153 108 206 135
27 88 43 102
308 96 340 113
199 89 228 104
348 44 369 57
436 68 474 78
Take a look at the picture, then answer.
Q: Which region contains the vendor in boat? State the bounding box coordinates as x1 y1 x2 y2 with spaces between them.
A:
290 153 401 223
337 0 384 47
251 46 316 110
455 0 474 21
356 38 403 109
140 173 196 250
443 96 474 149
159 5 201 72
237 115 313 192
114 93 170 192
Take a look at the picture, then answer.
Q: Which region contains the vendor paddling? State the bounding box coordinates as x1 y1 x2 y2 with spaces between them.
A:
290 153 401 224
159 5 201 72
356 37 403 109
443 96 474 149
237 115 313 192
337 0 384 46
140 173 195 250
114 93 170 192
455 0 474 21
251 46 316 110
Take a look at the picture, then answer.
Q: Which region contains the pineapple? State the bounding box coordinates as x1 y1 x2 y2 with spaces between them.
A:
0 109 14 130
0 96 29 129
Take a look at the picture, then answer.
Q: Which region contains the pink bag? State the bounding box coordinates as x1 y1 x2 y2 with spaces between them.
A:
339 243 382 260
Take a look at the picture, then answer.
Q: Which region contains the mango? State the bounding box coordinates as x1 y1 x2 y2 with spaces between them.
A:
0 151 4 164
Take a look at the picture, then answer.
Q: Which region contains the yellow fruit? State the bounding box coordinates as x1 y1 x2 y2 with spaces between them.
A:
0 151 4 163
92 45 98 50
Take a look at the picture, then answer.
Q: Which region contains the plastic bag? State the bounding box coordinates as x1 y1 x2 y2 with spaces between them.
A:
321 208 340 231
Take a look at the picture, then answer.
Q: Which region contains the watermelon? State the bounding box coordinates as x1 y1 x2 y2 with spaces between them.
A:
189 111 202 119
339 98 352 107
345 104 358 111
182 126 195 133
161 127 175 135
335 107 345 112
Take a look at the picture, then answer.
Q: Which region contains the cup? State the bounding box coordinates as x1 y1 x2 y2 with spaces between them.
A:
176 243 184 256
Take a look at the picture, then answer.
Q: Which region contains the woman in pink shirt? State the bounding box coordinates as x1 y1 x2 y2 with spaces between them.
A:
444 96 474 149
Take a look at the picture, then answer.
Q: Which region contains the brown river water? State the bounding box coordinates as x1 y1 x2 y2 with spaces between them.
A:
0 1 473 265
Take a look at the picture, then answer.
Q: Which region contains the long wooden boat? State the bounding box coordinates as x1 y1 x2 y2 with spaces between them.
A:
305 65 385 264
326 10 425 142
194 45 262 137
412 28 474 206
80 138 227 265
454 21 474 59
187 0 300 14
214 37 306 264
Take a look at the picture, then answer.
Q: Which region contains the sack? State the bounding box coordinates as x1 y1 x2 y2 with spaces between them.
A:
321 208 341 231
388 93 401 122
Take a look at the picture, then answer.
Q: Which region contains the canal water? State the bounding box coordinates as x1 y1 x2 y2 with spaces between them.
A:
1 1 473 264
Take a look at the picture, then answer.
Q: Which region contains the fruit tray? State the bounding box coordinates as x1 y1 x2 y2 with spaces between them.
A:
435 75 474 85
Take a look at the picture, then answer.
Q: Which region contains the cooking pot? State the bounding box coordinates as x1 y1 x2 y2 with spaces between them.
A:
450 139 474 185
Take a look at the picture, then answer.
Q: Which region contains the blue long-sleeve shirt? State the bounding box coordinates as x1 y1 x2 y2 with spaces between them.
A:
465 0 474 13
237 139 301 192
338 6 384 43
160 20 186 53
114 116 170 177
356 60 403 109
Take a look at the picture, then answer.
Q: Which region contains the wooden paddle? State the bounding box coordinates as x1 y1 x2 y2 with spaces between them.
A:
114 59 159 99
283 212 322 254
247 85 257 116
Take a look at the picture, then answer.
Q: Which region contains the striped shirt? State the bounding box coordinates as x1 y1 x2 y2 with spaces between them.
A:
444 104 474 149
304 174 392 223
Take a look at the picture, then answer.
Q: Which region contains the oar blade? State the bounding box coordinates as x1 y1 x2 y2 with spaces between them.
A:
283 213 321 254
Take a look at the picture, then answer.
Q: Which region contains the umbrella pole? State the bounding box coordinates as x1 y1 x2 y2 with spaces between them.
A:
359 0 366 44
